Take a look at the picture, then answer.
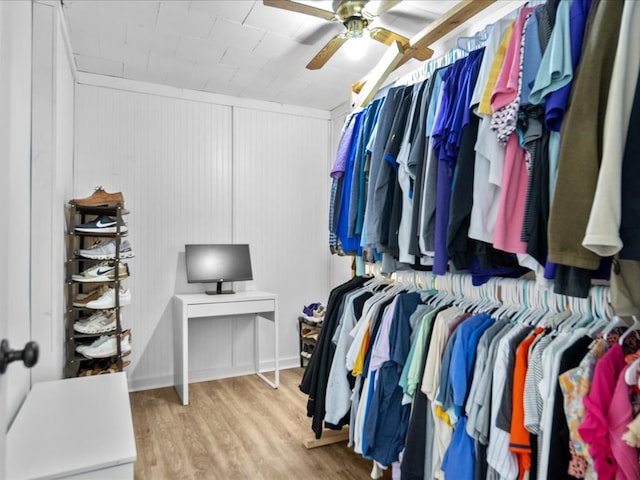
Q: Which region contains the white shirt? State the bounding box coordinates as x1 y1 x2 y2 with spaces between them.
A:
583 0 640 256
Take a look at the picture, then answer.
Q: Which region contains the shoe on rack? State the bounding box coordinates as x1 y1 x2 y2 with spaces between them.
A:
75 215 128 234
76 335 110 355
76 239 135 260
103 359 131 374
302 305 325 325
301 326 320 338
74 310 117 334
72 261 129 283
70 187 125 208
85 286 132 309
302 302 321 316
77 330 132 359
73 285 109 307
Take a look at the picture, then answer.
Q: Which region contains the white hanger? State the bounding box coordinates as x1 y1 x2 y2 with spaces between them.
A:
601 315 630 337
625 356 640 386
619 315 640 345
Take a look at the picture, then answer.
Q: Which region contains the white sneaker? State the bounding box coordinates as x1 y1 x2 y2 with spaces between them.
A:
72 285 109 307
85 287 131 309
77 331 132 359
74 310 117 334
76 239 135 260
72 261 129 283
76 335 111 355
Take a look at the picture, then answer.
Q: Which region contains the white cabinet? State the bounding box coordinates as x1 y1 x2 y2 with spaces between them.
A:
7 373 137 479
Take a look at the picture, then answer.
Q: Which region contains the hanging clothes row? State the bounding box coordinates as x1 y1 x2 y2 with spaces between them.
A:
300 273 640 480
328 0 640 314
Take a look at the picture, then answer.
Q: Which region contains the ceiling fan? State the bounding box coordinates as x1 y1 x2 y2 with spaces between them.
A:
263 0 427 70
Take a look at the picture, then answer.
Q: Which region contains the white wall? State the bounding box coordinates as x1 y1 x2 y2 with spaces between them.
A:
1 0 32 428
73 80 334 390
30 1 75 384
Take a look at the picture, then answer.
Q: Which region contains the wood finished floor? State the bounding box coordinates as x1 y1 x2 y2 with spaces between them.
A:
130 368 393 480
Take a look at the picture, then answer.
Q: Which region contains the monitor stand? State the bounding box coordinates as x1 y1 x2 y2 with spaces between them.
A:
205 281 235 295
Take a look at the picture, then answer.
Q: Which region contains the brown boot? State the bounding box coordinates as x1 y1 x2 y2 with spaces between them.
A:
70 186 125 207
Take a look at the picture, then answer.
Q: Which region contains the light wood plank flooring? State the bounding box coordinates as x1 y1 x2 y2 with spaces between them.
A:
130 368 393 479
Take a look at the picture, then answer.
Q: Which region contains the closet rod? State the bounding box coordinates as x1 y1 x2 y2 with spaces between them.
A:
351 0 496 109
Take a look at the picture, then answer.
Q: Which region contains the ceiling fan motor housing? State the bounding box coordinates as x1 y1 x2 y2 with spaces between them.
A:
333 0 371 38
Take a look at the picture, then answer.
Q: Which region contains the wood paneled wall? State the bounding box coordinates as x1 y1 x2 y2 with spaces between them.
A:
74 82 334 390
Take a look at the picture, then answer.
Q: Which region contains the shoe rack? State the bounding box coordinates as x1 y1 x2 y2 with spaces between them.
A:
65 202 131 378
298 316 322 368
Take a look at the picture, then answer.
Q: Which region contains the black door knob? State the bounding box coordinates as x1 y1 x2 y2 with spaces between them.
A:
0 339 39 374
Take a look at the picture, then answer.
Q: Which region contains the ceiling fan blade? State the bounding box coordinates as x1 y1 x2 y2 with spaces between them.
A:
364 0 403 17
263 0 337 21
306 34 349 70
368 27 409 48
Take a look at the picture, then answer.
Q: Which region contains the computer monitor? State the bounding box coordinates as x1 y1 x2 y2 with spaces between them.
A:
185 244 253 295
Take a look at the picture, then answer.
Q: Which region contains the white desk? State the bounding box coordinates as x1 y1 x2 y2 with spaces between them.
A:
7 373 137 479
173 291 279 405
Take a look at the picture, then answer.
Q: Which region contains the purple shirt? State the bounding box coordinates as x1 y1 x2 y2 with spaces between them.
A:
330 113 359 179
432 51 483 275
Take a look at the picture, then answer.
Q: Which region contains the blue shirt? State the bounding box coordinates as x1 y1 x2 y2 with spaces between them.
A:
520 8 543 107
363 293 421 466
545 0 592 131
336 111 364 253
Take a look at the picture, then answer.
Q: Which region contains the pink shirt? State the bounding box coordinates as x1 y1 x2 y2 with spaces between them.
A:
490 8 533 254
609 365 640 480
578 344 626 480
493 135 528 253
491 7 536 110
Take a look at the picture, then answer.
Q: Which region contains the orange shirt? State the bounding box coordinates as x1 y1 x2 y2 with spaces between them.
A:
510 326 546 479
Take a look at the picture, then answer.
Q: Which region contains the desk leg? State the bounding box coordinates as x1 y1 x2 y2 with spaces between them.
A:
255 310 279 389
173 298 189 405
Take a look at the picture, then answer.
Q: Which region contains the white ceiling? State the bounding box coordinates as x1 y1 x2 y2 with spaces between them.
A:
61 0 520 111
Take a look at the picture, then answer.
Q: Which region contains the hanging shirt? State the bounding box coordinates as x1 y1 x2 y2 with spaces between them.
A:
490 8 533 256
363 293 421 466
578 344 627 480
440 313 494 480
329 114 359 250
486 324 532 480
528 0 574 107
420 306 462 479
547 0 625 269
544 0 592 131
361 86 404 249
418 69 446 255
396 82 426 264
609 365 640 480
399 305 437 402
335 111 365 254
350 99 383 237
371 87 412 253
478 22 515 115
300 276 370 439
324 289 374 425
465 320 510 436
509 326 546 480
583 1 640 258
432 50 484 274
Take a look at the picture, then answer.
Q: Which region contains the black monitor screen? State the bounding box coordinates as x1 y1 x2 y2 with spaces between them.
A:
185 244 253 284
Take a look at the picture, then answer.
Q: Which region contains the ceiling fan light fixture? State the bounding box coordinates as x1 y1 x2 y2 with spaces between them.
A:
343 35 368 60
345 17 366 38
